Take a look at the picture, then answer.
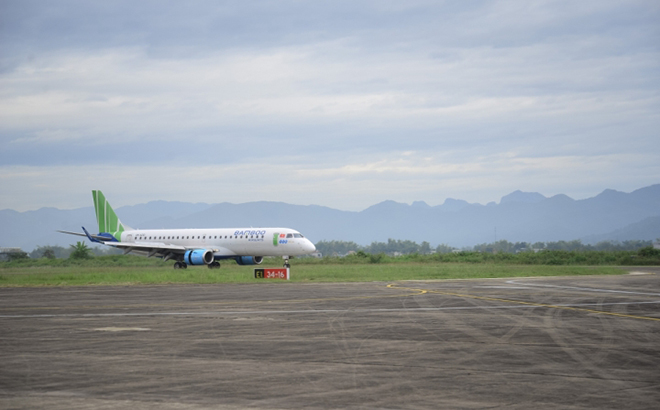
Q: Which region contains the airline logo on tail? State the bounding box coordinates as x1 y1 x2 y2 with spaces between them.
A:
92 190 130 241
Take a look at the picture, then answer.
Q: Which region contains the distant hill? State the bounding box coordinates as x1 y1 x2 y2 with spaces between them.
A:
500 190 547 204
582 216 660 243
1 184 659 251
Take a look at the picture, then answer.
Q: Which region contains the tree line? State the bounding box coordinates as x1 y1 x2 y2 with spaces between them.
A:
315 239 656 256
310 239 660 266
3 243 122 261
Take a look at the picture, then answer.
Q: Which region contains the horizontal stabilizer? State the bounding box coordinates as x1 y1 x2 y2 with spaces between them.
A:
57 229 110 242
56 230 87 238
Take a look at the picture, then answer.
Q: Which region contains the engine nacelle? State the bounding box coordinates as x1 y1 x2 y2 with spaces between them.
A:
235 256 264 265
184 249 214 265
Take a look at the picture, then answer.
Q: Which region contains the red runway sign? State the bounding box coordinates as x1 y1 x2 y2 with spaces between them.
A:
254 268 290 280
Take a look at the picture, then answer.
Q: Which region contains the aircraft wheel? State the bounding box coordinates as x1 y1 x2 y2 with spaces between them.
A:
208 262 221 269
173 261 183 269
284 259 290 268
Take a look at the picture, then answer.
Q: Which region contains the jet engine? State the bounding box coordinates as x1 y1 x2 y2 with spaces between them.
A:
235 256 264 265
184 249 214 265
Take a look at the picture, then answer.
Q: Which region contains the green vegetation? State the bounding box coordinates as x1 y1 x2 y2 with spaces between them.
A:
315 238 655 256
30 245 122 259
2 254 169 269
69 241 92 259
473 239 654 253
0 257 624 287
300 248 660 266
1 239 656 287
3 250 29 261
316 238 436 255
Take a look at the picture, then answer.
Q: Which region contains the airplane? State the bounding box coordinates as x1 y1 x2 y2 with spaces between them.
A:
59 190 316 269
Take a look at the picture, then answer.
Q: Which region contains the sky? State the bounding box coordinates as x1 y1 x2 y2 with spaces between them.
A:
1 0 658 212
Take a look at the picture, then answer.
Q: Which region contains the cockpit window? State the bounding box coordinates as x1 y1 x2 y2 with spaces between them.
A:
293 234 303 238
286 233 293 238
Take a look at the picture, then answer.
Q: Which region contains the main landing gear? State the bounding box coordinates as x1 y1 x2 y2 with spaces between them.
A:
173 261 221 269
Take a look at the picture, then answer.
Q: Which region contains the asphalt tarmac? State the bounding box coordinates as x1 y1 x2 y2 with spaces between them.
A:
1 271 659 409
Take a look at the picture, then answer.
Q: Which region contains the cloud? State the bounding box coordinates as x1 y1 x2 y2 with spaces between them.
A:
0 1 658 211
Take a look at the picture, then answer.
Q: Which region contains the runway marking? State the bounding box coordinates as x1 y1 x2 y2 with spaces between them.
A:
0 289 427 312
1 301 660 319
387 284 660 322
93 327 151 332
506 280 660 297
475 286 531 289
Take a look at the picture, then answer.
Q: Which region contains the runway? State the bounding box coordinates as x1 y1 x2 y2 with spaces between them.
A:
1 273 659 409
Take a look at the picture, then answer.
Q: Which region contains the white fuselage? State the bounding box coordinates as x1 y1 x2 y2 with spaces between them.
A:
120 227 316 257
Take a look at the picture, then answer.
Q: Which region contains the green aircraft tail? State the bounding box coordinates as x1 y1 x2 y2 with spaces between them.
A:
92 190 131 239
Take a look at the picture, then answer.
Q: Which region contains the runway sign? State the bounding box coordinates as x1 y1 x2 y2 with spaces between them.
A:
254 268 290 280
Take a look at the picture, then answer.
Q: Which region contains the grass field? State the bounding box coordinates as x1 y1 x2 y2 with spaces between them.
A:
0 258 626 287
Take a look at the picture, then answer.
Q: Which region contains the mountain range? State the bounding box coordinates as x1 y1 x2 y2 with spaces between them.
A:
2 184 659 252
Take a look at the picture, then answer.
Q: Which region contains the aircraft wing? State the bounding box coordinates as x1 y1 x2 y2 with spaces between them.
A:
105 242 238 259
102 241 187 259
104 241 187 252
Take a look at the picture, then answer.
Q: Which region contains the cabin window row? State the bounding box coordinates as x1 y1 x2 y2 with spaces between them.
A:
143 235 266 240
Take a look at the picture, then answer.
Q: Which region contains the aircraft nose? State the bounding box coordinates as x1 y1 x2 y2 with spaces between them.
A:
305 239 316 253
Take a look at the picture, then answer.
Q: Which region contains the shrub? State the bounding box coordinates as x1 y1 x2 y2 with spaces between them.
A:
69 242 92 260
638 246 660 258
369 253 385 263
6 251 29 261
